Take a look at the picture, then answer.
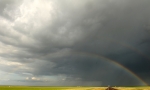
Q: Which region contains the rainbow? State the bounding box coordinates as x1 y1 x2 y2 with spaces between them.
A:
71 51 148 86
1 51 148 86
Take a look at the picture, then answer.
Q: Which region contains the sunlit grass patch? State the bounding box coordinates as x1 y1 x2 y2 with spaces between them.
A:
0 86 149 90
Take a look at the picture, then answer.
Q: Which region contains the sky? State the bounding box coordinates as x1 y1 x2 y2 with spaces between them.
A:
0 0 150 86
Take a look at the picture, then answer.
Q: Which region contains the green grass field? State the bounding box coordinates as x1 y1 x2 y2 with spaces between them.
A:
0 86 150 90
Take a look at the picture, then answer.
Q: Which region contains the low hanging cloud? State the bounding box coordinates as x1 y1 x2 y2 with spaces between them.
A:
0 0 150 86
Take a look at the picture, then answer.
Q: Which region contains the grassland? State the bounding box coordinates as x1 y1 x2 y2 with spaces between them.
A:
0 86 149 90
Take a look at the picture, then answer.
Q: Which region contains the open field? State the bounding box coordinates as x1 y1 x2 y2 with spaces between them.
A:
0 86 150 90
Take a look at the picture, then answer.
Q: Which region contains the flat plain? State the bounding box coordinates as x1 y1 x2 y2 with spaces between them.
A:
0 86 150 90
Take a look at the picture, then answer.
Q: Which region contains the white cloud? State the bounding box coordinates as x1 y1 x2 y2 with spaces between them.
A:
26 77 29 80
0 58 23 66
31 77 40 80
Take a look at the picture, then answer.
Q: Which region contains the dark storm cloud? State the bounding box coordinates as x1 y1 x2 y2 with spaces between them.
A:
25 55 144 86
0 0 150 86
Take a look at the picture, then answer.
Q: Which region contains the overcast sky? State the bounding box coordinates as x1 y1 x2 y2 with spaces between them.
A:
0 0 150 86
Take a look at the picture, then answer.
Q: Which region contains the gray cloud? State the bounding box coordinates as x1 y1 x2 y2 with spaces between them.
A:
0 0 150 86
